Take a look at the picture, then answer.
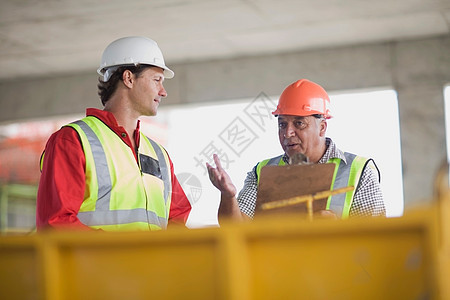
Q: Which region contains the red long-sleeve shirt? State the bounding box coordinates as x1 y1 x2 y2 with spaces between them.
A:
36 108 191 230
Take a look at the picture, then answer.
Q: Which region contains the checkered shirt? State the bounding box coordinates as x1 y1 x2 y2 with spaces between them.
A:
237 138 386 218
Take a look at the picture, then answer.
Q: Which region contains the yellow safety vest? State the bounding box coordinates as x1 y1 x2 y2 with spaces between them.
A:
255 153 375 219
65 116 172 231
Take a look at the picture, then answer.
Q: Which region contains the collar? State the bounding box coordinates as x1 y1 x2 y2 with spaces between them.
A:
85 108 141 147
318 137 347 164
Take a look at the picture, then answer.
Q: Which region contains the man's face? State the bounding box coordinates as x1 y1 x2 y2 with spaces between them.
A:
277 115 327 162
129 66 167 117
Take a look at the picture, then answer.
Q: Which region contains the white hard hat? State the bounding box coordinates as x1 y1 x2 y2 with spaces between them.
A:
97 36 174 81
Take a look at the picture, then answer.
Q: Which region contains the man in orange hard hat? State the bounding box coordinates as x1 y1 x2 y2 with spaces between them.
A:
207 79 386 221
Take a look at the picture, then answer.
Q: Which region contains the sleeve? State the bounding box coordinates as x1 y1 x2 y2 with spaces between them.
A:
349 160 386 217
167 156 192 225
36 127 91 230
237 166 259 219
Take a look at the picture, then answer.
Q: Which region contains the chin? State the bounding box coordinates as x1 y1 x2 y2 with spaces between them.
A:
287 150 303 159
285 151 295 159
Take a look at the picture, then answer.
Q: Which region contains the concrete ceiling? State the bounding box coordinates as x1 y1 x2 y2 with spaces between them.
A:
0 0 449 81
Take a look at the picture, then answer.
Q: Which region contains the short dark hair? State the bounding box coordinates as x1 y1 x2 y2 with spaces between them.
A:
97 65 149 106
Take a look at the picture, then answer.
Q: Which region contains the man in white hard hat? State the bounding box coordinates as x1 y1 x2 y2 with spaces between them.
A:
207 79 386 222
37 36 191 231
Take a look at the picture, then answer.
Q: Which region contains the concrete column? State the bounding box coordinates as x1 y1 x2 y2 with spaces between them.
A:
396 83 447 206
392 37 449 207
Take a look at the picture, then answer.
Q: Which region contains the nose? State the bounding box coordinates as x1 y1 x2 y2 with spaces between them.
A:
159 84 167 98
283 123 295 138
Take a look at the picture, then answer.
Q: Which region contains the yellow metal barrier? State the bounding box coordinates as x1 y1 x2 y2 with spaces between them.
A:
0 213 442 300
1 162 449 299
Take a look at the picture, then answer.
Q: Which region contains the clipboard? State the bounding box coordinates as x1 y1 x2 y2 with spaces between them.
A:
254 163 336 217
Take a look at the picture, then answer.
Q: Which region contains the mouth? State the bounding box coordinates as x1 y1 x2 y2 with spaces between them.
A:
154 98 161 104
287 143 300 149
284 140 300 147
284 140 302 152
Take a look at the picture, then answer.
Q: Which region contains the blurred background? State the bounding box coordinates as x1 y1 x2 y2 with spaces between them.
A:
0 0 449 232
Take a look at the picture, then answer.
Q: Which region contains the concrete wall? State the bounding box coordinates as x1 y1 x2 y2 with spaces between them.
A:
1 35 449 209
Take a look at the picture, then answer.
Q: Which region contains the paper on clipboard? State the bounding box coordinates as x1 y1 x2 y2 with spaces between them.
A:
254 163 336 217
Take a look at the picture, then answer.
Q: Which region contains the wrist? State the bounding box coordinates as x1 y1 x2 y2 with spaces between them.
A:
221 191 236 199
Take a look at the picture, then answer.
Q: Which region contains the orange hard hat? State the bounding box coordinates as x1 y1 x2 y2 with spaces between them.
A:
272 79 332 119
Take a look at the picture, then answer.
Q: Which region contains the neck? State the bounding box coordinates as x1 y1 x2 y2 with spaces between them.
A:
104 95 139 144
310 140 327 163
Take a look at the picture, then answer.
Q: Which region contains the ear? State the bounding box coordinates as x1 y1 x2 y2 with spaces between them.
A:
319 120 327 137
122 70 134 88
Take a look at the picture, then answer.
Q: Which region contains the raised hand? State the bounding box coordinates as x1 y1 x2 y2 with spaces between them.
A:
206 153 237 198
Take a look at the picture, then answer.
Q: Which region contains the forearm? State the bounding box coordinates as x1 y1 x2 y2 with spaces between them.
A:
37 176 90 230
218 194 244 222
36 172 90 230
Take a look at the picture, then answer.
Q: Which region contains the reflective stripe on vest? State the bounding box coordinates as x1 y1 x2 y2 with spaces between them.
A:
255 153 369 219
326 153 369 219
148 138 171 208
67 117 171 231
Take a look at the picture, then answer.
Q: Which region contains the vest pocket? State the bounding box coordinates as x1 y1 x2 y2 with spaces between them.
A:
139 154 162 179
